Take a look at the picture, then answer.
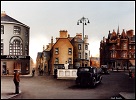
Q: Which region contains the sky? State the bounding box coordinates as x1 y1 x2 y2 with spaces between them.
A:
1 1 135 63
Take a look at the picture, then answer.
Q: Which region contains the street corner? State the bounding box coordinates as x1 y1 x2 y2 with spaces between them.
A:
1 90 21 99
119 92 135 99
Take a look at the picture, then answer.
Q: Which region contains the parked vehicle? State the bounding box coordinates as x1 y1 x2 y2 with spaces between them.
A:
101 65 110 74
76 66 102 87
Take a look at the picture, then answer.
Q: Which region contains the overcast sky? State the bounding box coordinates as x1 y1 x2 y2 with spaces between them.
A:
1 1 135 63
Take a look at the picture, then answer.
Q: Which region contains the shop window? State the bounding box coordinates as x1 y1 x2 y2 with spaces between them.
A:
2 62 7 75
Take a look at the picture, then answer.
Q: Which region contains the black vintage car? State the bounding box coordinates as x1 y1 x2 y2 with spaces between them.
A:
76 66 102 87
101 65 110 74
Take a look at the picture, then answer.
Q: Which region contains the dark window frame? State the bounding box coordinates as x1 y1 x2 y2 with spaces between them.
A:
68 48 72 55
1 43 4 55
55 48 59 54
55 57 59 64
85 53 88 59
78 44 81 50
78 52 81 59
1 25 4 34
9 39 23 55
68 58 72 64
85 44 88 50
13 26 21 35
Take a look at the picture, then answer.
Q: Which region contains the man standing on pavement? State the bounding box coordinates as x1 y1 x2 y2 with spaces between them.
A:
64 61 69 69
32 68 35 77
13 69 20 94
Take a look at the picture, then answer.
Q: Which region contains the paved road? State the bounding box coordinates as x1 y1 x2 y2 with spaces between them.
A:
2 71 135 99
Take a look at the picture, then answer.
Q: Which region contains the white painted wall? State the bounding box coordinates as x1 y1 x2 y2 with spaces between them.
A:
1 22 29 55
57 69 77 79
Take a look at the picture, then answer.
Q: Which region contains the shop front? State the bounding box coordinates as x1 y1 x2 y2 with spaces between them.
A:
1 55 30 75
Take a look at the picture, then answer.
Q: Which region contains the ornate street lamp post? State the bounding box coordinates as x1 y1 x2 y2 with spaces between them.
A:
77 16 90 67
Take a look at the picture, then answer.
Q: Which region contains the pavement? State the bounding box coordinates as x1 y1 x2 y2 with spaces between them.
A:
1 74 32 99
119 92 135 99
1 70 135 99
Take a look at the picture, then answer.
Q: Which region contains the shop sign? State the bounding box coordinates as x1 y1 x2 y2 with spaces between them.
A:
1 55 30 60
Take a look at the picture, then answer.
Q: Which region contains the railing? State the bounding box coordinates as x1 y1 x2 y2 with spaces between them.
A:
57 69 77 79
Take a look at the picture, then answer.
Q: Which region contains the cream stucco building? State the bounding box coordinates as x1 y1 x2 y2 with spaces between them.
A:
1 11 31 75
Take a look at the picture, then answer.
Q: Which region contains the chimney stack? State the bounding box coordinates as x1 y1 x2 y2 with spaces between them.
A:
59 30 68 38
51 36 53 47
1 11 6 17
76 33 82 39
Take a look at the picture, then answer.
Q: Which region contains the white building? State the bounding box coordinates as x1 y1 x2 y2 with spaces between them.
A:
1 11 31 75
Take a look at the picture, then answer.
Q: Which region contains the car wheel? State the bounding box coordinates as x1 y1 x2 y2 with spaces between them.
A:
99 76 102 83
92 77 96 87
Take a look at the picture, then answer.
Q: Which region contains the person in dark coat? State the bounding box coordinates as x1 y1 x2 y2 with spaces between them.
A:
129 70 132 78
32 68 35 77
13 70 20 94
7 68 9 75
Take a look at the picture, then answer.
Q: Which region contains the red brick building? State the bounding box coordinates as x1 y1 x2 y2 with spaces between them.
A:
100 27 135 70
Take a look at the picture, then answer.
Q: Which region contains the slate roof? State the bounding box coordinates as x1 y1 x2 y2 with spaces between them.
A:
36 52 42 58
1 12 29 27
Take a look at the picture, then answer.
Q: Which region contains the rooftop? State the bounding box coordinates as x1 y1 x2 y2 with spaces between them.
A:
1 11 29 28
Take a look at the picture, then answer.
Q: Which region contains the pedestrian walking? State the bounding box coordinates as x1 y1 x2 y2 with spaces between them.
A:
112 67 113 71
6 68 9 75
41 69 43 76
2 68 5 75
32 68 35 77
54 68 57 78
48 69 51 75
116 67 118 71
129 70 132 78
13 69 20 94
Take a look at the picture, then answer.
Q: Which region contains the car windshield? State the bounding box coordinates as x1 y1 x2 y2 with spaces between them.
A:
79 68 89 71
78 67 94 72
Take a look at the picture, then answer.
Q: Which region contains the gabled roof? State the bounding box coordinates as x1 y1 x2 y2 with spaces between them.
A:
74 37 84 43
1 12 29 28
51 38 73 51
68 37 74 41
36 52 42 58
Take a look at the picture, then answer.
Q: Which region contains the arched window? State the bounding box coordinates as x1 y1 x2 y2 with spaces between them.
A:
113 51 117 58
9 39 23 55
121 51 127 58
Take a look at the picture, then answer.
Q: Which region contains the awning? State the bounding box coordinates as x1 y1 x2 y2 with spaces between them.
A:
129 60 135 66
